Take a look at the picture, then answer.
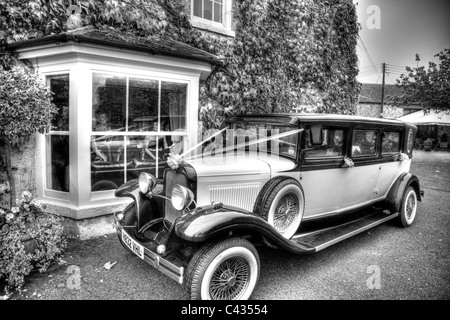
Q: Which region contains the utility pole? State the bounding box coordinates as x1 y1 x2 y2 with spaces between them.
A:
380 62 386 118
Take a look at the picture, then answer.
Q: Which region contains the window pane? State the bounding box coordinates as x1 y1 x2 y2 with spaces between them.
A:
193 0 202 17
352 130 378 156
125 134 172 179
204 0 213 20
92 73 126 131
161 82 187 131
48 75 70 131
91 134 125 191
214 0 223 22
305 128 344 159
129 78 159 132
46 135 69 192
382 132 400 153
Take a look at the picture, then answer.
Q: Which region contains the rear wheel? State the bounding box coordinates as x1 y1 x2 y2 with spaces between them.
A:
398 186 418 227
185 238 260 300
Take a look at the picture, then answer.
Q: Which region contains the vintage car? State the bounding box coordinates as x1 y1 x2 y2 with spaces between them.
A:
114 113 423 300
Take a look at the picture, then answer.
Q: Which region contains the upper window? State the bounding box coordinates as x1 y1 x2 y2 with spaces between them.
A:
352 130 378 157
193 0 223 23
191 0 235 36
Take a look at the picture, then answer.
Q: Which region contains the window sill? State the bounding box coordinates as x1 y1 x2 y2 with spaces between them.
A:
190 19 235 38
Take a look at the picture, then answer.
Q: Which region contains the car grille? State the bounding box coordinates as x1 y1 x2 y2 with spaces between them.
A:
164 170 188 225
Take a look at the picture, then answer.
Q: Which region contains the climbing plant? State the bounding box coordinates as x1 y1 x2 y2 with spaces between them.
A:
1 0 361 131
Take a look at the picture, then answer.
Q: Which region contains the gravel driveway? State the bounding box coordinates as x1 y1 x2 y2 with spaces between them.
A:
4 150 450 301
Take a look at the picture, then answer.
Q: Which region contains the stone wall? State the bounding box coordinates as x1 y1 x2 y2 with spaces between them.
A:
0 136 36 208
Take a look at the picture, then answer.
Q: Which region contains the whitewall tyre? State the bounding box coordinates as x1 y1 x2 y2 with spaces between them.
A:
254 177 305 239
186 238 260 300
398 186 418 227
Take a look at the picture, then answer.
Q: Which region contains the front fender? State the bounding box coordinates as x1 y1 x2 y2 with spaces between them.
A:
114 179 162 230
386 172 423 213
175 204 315 254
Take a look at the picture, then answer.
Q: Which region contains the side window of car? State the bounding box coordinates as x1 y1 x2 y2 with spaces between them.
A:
352 130 378 156
382 131 401 154
304 128 345 159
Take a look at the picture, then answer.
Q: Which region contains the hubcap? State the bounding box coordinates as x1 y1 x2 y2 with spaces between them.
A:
274 193 299 232
209 257 250 300
406 193 416 220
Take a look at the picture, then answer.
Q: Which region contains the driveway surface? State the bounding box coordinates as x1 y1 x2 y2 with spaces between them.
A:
3 150 450 301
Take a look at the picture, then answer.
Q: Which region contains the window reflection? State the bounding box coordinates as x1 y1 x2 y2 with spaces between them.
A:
92 74 126 131
90 73 188 192
46 135 69 192
49 75 70 131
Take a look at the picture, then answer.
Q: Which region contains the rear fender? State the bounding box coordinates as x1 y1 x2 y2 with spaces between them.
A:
174 204 315 254
386 172 422 213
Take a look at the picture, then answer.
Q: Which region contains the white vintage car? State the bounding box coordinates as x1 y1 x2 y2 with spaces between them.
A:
114 113 423 300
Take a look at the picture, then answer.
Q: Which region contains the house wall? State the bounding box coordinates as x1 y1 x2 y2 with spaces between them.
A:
357 103 404 119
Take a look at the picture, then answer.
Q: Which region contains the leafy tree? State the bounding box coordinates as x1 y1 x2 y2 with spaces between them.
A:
0 64 57 205
390 49 450 112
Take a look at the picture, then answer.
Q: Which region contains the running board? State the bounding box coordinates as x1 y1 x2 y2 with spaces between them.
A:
292 212 399 253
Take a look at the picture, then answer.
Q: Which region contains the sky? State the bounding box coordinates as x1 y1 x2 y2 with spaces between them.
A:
353 0 450 84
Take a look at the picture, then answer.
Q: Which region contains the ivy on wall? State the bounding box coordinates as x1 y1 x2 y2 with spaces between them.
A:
0 0 361 131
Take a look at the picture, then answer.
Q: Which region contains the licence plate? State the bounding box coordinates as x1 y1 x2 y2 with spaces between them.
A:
122 229 144 260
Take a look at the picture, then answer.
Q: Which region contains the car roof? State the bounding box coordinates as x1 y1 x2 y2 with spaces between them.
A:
226 113 407 126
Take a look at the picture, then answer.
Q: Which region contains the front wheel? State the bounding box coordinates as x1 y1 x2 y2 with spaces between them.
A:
185 238 260 300
398 186 418 227
254 177 305 239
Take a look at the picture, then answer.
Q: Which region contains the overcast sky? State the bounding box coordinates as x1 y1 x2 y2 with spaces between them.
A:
353 0 450 84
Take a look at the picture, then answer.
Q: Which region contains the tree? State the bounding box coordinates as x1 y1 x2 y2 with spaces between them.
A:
0 64 58 205
391 49 450 113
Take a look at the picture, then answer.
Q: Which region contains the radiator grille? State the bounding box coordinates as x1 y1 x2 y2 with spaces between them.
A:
164 170 188 224
209 184 260 212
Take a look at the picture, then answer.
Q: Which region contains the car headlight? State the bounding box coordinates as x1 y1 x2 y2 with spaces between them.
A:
171 185 194 211
139 172 157 195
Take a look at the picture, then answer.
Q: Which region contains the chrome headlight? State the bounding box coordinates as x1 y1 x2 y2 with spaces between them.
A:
171 185 194 211
139 172 157 195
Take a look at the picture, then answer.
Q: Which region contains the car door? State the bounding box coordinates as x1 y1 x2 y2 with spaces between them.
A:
341 128 381 208
300 126 349 219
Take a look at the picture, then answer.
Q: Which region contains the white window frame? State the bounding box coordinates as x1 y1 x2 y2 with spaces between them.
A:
191 0 235 37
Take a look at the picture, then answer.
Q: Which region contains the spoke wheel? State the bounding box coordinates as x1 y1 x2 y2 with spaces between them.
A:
185 238 260 300
254 177 305 239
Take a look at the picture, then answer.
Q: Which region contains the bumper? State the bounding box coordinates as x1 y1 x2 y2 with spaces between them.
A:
114 213 185 284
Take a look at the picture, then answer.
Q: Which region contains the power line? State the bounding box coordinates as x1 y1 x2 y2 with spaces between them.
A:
358 35 380 78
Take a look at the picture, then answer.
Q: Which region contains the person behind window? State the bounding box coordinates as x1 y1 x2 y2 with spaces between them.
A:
91 112 111 162
353 131 376 155
333 132 343 155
